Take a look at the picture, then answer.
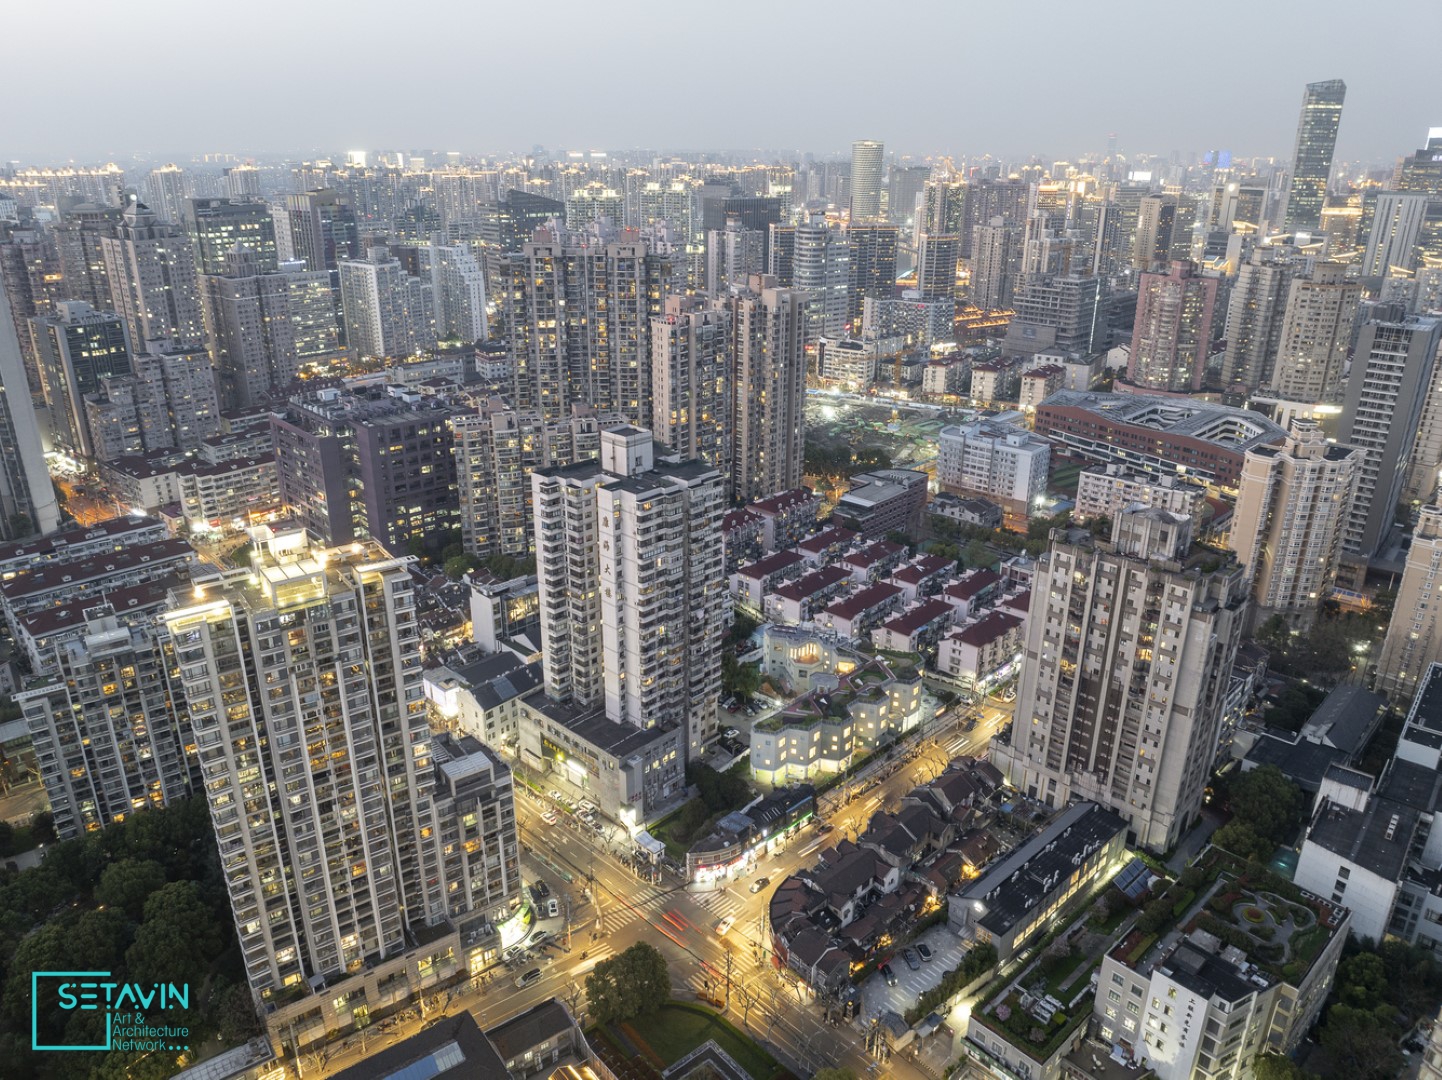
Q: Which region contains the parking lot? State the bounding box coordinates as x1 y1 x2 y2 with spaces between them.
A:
856 923 975 1023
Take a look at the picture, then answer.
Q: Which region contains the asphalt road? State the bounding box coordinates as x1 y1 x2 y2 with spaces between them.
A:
313 696 1016 1079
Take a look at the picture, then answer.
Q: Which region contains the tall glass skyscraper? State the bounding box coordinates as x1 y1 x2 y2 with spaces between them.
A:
849 140 885 222
1282 79 1346 236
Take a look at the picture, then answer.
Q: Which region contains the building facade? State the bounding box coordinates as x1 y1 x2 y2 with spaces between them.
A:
532 427 725 755
1336 310 1442 558
729 275 808 502
937 420 1050 522
990 509 1247 850
1128 261 1219 393
1228 420 1360 629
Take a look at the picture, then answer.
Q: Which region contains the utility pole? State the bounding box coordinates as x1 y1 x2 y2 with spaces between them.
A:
563 893 572 950
724 946 733 1011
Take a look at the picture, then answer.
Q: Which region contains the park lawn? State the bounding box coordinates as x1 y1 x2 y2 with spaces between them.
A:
635 1003 779 1079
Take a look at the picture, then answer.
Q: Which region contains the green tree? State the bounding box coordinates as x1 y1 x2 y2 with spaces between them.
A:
1136 894 1175 935
1227 765 1302 844
930 514 960 542
727 608 761 648
1335 952 1389 1010
1211 820 1273 863
687 762 752 813
722 654 762 702
964 540 995 569
31 811 55 844
1252 1053 1306 1080
126 881 223 988
586 942 670 1025
1256 614 1291 652
215 981 264 1044
1319 1004 1404 1080
1262 685 1327 735
95 859 168 920
444 554 479 579
0 820 14 857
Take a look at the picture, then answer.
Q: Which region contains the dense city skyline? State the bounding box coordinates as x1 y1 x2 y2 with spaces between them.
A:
8 0 1440 164
8 17 1442 1077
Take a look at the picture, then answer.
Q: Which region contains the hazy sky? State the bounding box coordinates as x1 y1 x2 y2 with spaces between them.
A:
9 0 1441 166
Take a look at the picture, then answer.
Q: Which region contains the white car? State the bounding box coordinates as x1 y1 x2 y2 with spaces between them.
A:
547 790 563 803
541 810 559 825
716 916 735 937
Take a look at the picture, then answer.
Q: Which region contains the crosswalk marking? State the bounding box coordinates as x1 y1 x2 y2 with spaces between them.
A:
596 889 671 933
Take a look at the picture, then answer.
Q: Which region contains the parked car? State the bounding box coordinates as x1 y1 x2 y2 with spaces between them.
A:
547 790 563 803
534 880 551 898
916 942 934 962
902 948 920 971
529 929 551 947
880 963 897 987
749 877 770 894
723 727 740 739
515 967 542 988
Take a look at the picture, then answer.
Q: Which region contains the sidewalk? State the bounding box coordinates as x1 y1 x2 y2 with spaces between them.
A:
1166 809 1223 874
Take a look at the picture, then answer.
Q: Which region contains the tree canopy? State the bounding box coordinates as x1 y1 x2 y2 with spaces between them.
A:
586 942 671 1026
1227 765 1303 845
0 798 251 1079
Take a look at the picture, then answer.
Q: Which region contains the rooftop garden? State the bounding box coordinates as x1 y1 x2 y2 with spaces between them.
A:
1183 868 1342 983
972 985 1090 1064
1112 846 1343 983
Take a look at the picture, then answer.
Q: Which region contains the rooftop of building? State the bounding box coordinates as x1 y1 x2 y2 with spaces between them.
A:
823 582 904 621
955 801 1127 939
750 488 817 516
1244 735 1346 791
482 999 575 1063
16 574 184 640
877 597 955 636
1078 464 1207 490
1299 684 1387 756
1323 764 1373 793
1306 794 1417 882
1380 757 1442 814
1156 937 1275 1004
795 525 857 554
939 417 1046 444
291 383 468 426
523 693 679 759
0 514 163 567
722 508 763 533
943 568 1002 602
329 1012 505 1080
770 565 851 603
1036 390 1288 450
735 550 806 580
758 652 921 732
1405 663 1442 735
891 554 955 585
843 540 906 569
1 538 195 601
948 609 1025 648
